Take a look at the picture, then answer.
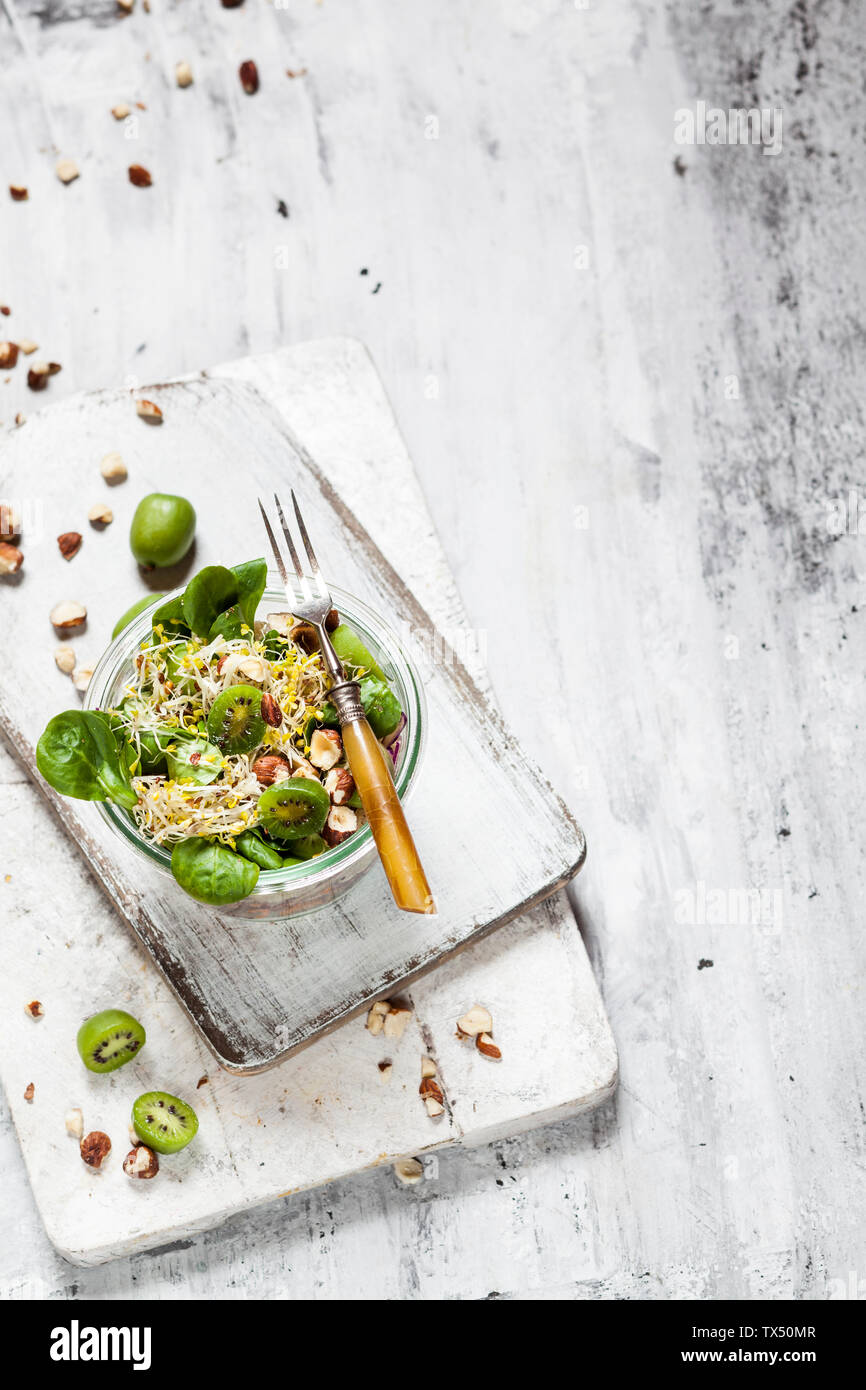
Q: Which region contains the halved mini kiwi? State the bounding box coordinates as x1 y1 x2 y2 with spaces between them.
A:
329 624 387 682
77 1008 146 1074
206 684 265 755
257 777 330 841
132 1091 199 1154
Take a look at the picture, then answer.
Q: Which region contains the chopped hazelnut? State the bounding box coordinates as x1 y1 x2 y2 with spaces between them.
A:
24 1082 35 1103
456 1004 493 1038
0 542 23 575
55 645 76 675
50 600 87 630
88 502 113 527
72 665 95 692
134 397 162 421
58 531 83 560
111 103 132 120
128 164 153 188
0 342 18 369
393 1157 424 1185
56 159 80 185
80 1131 112 1169
16 338 38 355
382 1003 412 1040
100 452 127 483
65 1108 84 1139
24 1000 44 1019
239 60 259 94
176 61 193 87
9 184 28 201
123 1144 159 1179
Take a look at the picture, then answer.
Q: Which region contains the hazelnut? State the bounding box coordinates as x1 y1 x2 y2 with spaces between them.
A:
239 60 259 94
0 342 18 369
176 61 193 87
50 600 87 630
65 1108 84 1139
123 1144 159 1180
9 184 28 201
382 1003 412 1040
324 767 355 804
55 645 76 674
366 1001 389 1036
111 103 131 120
265 612 294 635
117 0 135 12
476 1032 502 1060
236 655 268 684
252 752 292 786
325 608 339 631
289 755 319 781
322 804 357 846
24 1000 44 1019
309 727 342 771
88 502 114 527
456 1004 493 1038
0 542 23 575
80 1131 112 1169
27 361 50 391
290 621 318 654
56 159 80 185
128 164 153 188
134 397 162 421
419 1077 444 1104
424 1096 445 1119
16 339 38 355
72 665 95 692
393 1157 424 1185
420 1055 437 1079
57 531 83 560
100 452 127 483
260 692 283 727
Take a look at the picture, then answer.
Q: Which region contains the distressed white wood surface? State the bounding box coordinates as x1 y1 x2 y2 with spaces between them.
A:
0 367 590 1077
1 0 862 1297
0 340 613 1263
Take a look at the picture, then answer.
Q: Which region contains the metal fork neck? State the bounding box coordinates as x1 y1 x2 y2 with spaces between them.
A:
317 624 364 723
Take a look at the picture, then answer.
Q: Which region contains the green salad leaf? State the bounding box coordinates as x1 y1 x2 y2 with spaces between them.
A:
170 838 259 905
182 565 238 639
165 735 223 786
37 711 139 809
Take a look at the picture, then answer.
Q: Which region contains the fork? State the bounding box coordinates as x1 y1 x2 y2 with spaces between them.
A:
258 492 436 915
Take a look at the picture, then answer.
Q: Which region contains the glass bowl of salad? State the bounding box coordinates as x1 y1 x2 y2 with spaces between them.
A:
46 563 427 920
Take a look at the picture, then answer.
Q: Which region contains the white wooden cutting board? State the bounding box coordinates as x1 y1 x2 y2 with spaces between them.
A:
0 338 617 1263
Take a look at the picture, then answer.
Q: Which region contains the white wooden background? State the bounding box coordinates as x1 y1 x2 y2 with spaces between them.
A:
1 0 862 1299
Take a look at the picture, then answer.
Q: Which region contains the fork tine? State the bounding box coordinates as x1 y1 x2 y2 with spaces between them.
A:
273 493 313 603
257 499 290 589
290 490 327 598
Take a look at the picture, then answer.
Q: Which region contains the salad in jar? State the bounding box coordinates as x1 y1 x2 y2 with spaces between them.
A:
36 558 406 906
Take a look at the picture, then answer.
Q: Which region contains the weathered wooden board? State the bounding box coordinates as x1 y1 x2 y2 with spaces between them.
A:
0 368 586 1070
0 339 617 1263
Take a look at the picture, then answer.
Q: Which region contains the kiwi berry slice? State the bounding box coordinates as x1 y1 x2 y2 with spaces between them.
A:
132 1091 199 1154
329 624 387 682
77 1008 146 1074
257 777 330 841
206 683 265 754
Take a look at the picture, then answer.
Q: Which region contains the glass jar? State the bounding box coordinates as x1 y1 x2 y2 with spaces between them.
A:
85 579 427 919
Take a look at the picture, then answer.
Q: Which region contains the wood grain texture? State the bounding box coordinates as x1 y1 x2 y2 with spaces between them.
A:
0 341 614 1264
1 0 861 1297
0 369 587 1074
